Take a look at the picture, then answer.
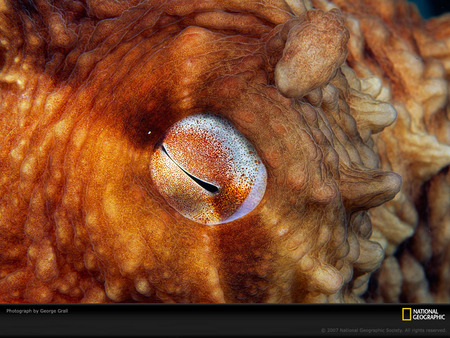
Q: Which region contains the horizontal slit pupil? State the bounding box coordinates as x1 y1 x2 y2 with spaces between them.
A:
162 145 219 193
185 172 219 193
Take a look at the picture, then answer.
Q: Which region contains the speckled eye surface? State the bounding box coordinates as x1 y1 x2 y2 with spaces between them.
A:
150 114 267 225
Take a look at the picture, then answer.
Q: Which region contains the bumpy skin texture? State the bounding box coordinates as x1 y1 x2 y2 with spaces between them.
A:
319 0 450 303
0 0 447 303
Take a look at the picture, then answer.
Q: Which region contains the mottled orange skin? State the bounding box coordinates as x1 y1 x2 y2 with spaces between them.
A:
0 0 419 303
318 0 450 302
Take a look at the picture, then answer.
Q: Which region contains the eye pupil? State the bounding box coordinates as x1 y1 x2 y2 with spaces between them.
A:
186 172 219 194
161 145 219 194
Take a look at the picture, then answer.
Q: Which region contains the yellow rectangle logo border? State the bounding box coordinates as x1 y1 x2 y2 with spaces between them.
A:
402 308 412 321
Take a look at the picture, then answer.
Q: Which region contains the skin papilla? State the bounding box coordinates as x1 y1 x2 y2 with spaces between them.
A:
0 0 448 303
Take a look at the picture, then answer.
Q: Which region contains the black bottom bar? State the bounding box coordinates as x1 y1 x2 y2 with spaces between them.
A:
0 304 448 337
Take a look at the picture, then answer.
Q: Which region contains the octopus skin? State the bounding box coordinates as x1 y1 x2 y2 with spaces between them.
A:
0 0 448 304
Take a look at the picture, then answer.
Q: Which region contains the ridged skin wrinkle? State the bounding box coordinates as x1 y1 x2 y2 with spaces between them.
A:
0 0 448 303
318 0 450 303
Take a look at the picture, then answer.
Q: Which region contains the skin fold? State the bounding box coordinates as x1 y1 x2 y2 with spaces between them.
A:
0 0 448 303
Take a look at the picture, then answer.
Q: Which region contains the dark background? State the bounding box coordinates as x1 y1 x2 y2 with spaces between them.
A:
411 0 450 18
0 304 449 337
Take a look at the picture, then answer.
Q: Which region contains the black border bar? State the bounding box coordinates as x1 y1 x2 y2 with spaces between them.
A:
0 304 449 337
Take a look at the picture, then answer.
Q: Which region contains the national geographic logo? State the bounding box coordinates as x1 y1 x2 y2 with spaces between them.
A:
402 308 446 321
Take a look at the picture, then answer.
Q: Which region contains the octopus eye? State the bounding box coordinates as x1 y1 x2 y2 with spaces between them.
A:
150 113 267 225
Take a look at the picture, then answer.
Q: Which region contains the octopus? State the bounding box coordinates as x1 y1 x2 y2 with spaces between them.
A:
0 0 449 304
